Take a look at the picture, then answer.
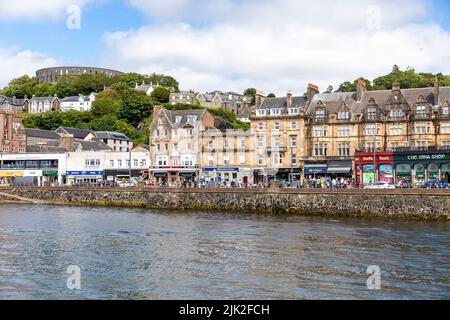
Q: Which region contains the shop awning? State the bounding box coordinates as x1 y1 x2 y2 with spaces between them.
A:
327 161 352 174
304 164 327 174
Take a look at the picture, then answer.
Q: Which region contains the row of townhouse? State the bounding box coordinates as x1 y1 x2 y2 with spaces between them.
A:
169 90 255 122
0 93 97 114
149 79 450 186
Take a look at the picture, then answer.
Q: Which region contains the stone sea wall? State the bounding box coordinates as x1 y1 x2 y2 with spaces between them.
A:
0 187 449 221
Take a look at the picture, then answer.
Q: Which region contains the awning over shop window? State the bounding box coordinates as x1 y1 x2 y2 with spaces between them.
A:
304 164 327 174
327 161 353 174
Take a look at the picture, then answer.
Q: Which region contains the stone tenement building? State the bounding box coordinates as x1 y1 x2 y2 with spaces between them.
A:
0 110 27 153
195 91 254 121
251 79 450 182
36 66 123 83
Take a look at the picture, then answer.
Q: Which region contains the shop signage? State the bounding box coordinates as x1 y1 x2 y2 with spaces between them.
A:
0 170 24 177
24 170 43 177
66 171 104 176
395 152 450 163
202 168 240 172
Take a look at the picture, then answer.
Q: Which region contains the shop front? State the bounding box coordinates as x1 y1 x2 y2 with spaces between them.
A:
275 168 302 183
150 166 198 185
66 171 104 185
104 169 143 183
327 161 353 179
394 150 450 184
0 170 24 185
303 163 328 179
201 167 251 186
354 152 394 187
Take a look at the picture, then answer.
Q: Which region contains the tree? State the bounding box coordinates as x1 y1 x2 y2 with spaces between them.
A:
55 75 78 98
91 95 121 118
120 89 154 126
34 83 56 97
1 75 37 98
267 93 276 98
113 73 146 89
151 86 171 103
146 73 179 92
325 85 334 93
243 88 257 104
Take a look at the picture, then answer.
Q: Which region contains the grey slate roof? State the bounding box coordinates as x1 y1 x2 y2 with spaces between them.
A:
94 131 132 142
25 128 60 140
74 140 112 151
61 95 92 102
56 127 93 139
259 96 308 111
29 96 58 102
161 108 206 128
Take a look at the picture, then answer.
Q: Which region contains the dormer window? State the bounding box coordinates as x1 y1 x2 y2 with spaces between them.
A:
337 111 350 120
288 108 299 115
367 107 377 120
175 116 182 123
187 115 197 123
443 106 449 115
416 105 427 115
270 108 282 116
256 109 267 116
315 109 325 121
390 109 404 118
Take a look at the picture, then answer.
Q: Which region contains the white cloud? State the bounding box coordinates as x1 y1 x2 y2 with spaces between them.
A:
0 0 94 20
0 45 57 87
102 0 450 95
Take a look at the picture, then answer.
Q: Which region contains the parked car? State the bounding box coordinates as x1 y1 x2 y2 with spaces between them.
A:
364 181 396 189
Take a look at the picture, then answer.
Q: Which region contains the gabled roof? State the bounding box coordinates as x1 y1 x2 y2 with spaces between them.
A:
29 96 59 102
61 95 92 102
56 127 93 139
74 140 111 152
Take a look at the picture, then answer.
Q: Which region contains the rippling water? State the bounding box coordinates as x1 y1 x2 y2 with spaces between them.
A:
0 204 448 300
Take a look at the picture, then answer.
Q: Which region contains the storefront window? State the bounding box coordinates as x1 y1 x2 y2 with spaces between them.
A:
379 164 394 183
428 163 439 180
363 164 375 184
396 164 412 182
414 163 426 182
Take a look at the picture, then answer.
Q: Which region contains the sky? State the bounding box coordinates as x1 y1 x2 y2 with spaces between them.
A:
1 0 450 95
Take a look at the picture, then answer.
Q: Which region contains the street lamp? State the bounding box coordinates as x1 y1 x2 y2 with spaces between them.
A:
373 125 377 183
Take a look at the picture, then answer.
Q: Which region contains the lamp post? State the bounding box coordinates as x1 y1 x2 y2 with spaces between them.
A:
373 125 377 183
129 148 132 186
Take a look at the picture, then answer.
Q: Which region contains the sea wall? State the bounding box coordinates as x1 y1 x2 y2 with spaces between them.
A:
1 187 449 221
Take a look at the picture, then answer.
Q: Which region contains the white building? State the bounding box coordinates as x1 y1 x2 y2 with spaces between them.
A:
0 152 67 186
60 93 97 112
65 150 149 185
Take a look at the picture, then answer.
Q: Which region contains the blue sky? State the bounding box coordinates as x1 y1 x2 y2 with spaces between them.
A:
1 0 450 93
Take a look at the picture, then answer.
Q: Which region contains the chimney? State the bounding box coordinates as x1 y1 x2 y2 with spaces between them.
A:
287 90 293 108
306 83 319 101
255 91 265 107
58 134 75 152
356 78 366 101
434 76 440 106
392 81 401 91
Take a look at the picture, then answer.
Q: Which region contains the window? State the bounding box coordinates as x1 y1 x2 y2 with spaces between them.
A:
157 156 168 166
258 122 264 130
224 140 230 148
239 140 245 148
442 141 450 147
290 136 297 147
315 109 325 120
291 121 297 130
441 123 450 134
157 144 161 152
257 137 264 148
416 105 427 115
365 125 378 136
256 109 267 116
186 128 193 137
337 111 350 120
338 143 350 157
313 126 327 137
224 156 230 166
390 109 404 118
118 160 122 167
134 159 138 167
208 157 214 166
415 123 429 134
390 124 403 136
272 136 280 147
443 107 449 115
173 143 178 152
274 122 280 130
365 141 381 152
239 155 245 165
367 107 377 120
338 127 350 137
208 140 213 148
415 141 430 148
291 154 297 165
110 160 114 167
288 108 299 115
270 108 281 116
313 143 328 157
258 154 263 166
